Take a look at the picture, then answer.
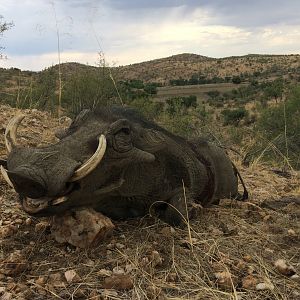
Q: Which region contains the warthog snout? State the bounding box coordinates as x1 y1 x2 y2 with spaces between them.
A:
7 166 47 199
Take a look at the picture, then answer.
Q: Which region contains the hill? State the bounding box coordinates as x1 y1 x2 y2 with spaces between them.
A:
1 53 300 92
116 53 300 84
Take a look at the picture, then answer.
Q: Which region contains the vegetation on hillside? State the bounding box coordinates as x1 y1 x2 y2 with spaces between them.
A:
1 54 300 169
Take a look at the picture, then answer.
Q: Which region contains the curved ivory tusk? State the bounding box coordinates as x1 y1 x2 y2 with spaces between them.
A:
69 135 107 182
0 165 14 188
5 114 25 153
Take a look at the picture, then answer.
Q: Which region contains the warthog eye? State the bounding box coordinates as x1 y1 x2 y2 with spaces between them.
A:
113 127 132 152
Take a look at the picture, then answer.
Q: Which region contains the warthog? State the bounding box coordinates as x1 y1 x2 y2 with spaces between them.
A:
1 107 247 225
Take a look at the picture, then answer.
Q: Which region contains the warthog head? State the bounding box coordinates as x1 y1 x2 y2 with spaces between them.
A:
1 108 159 216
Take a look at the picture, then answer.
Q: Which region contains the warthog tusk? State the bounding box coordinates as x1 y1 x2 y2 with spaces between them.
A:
69 134 107 182
0 165 14 188
52 196 68 205
5 114 25 153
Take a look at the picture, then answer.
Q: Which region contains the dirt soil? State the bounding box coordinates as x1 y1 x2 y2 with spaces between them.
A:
0 105 299 300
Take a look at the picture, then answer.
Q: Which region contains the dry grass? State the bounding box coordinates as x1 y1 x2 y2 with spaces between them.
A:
0 106 299 300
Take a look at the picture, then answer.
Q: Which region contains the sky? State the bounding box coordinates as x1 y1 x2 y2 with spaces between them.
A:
0 0 300 71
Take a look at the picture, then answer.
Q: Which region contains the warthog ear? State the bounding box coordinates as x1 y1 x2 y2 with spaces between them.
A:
54 128 69 140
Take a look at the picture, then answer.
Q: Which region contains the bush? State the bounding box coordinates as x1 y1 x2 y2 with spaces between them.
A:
256 85 300 168
222 108 248 126
232 76 242 84
128 97 163 121
62 67 119 115
166 95 197 115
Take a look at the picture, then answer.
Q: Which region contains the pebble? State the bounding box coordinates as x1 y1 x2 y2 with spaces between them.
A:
113 266 125 275
274 259 296 277
256 282 274 291
25 218 32 226
98 269 112 277
242 275 258 289
103 274 133 290
287 229 296 237
64 269 81 283
115 243 125 249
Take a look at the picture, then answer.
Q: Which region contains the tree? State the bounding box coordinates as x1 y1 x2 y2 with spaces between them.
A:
264 78 284 103
222 108 248 126
0 16 14 59
232 76 242 84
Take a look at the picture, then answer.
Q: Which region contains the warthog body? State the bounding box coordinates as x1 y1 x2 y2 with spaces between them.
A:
2 107 247 225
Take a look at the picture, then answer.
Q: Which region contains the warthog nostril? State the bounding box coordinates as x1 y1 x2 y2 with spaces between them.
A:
7 169 47 199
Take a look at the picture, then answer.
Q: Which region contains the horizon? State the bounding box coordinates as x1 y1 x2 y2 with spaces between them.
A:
2 51 300 72
1 1 300 71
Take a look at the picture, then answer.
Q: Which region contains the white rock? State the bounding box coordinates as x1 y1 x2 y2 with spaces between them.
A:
64 270 80 283
256 282 274 291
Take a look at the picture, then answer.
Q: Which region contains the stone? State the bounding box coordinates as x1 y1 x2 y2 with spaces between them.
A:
103 274 133 290
51 208 115 248
64 270 81 283
274 259 296 277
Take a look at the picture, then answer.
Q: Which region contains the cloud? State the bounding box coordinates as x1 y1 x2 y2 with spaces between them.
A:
1 0 300 70
1 51 100 71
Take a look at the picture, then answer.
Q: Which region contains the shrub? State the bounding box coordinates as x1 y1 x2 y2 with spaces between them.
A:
232 76 242 84
222 108 248 126
256 85 300 168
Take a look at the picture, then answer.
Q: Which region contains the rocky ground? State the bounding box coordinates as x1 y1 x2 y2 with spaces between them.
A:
0 105 299 300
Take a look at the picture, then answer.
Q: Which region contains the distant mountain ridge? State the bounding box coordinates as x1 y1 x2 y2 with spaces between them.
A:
116 53 300 84
1 53 300 88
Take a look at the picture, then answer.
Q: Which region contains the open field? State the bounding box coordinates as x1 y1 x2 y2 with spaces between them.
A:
155 83 248 100
0 105 299 300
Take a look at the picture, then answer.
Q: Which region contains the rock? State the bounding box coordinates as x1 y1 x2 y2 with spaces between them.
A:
214 271 237 290
243 255 252 263
149 250 163 268
287 229 296 236
0 225 17 238
98 269 112 277
51 208 115 248
160 226 175 236
274 259 296 277
64 270 81 283
0 250 27 276
256 282 274 291
48 273 64 288
112 266 125 275
166 272 177 282
101 289 118 298
35 276 46 286
35 221 50 232
14 218 23 225
242 275 258 289
103 274 133 290
247 265 255 275
291 274 300 281
115 243 125 249
25 218 32 226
